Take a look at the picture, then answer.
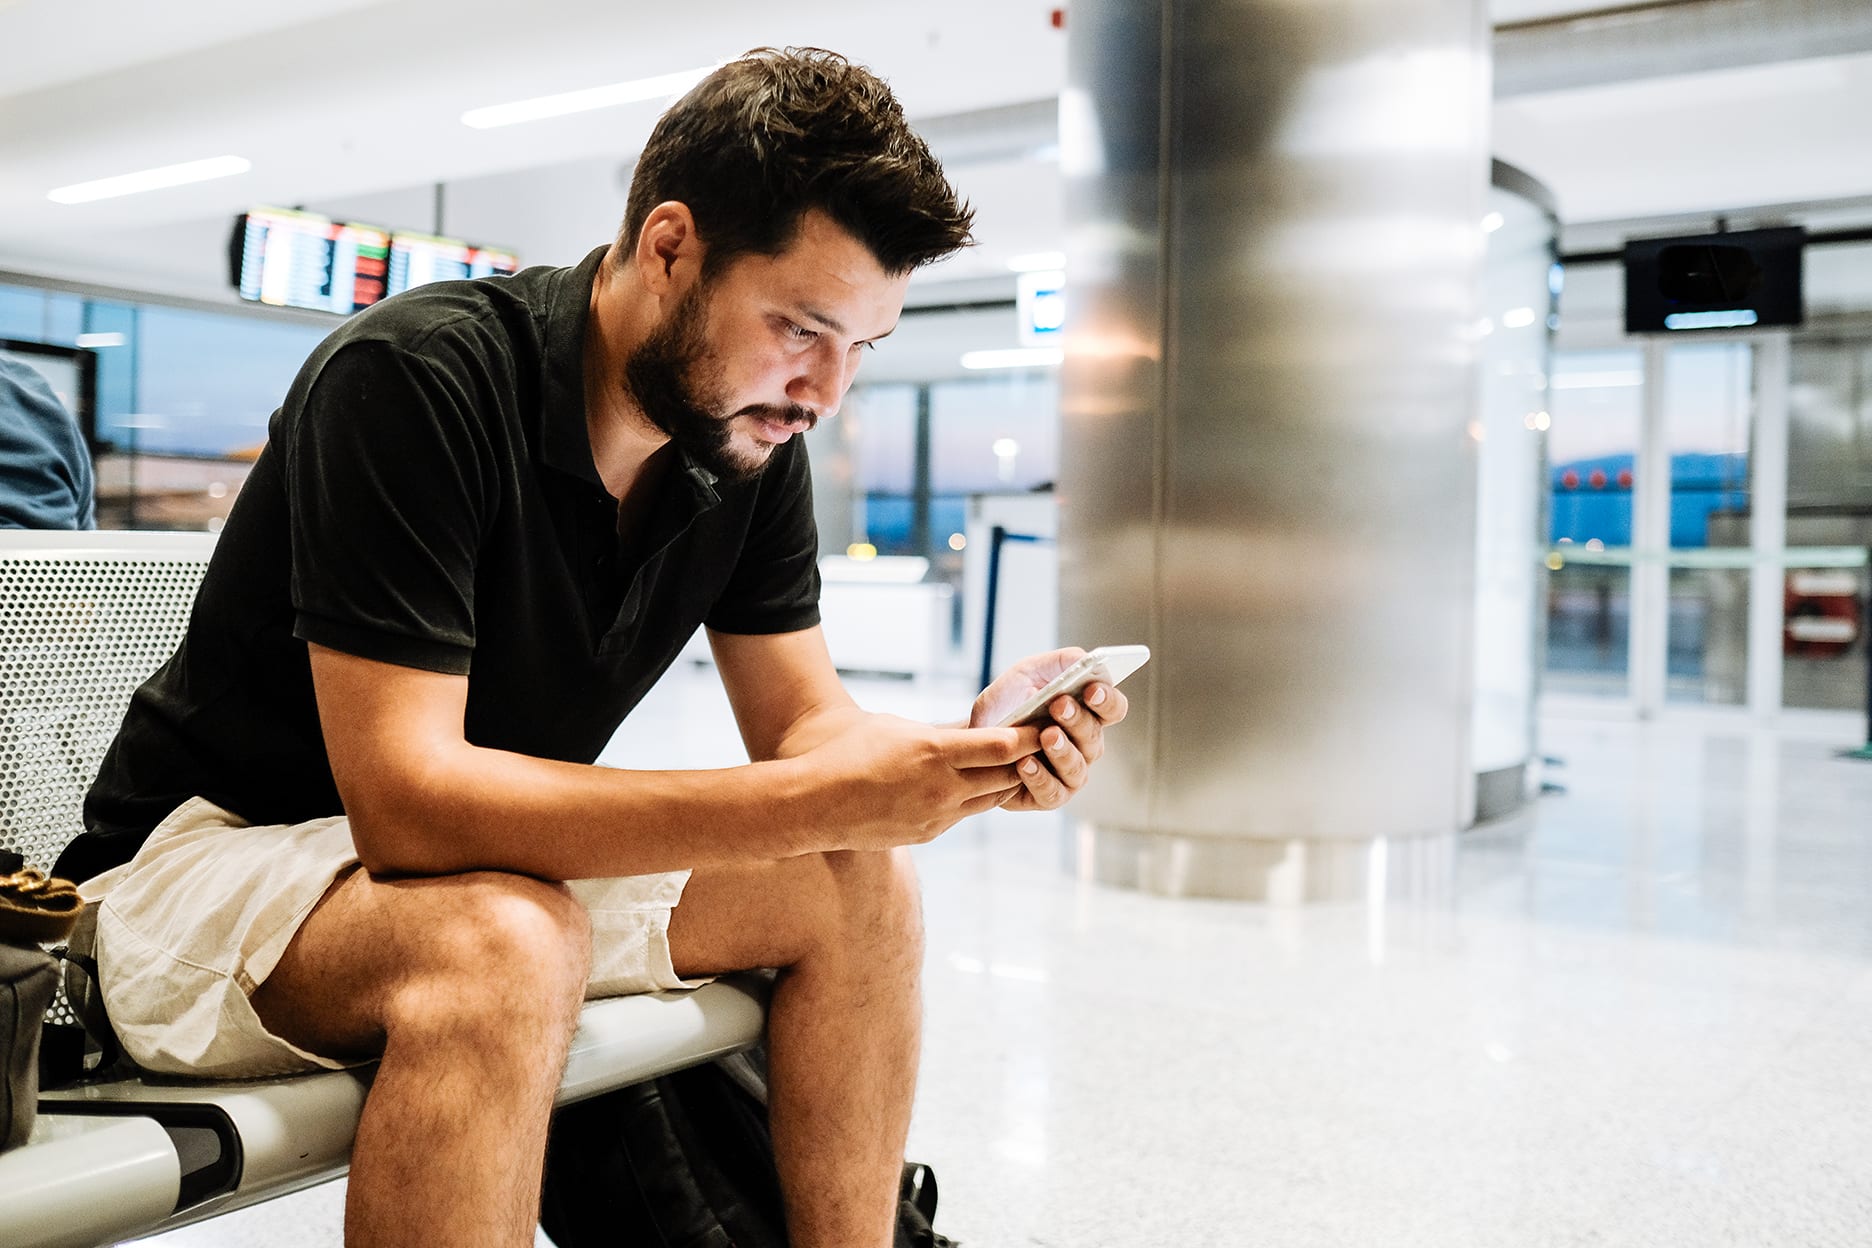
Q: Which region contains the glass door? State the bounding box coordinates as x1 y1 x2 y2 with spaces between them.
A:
1546 348 1643 699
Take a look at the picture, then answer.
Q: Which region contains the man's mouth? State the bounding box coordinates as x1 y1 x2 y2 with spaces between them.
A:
746 410 816 443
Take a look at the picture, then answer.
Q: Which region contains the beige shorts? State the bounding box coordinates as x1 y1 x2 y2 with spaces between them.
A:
81 796 703 1080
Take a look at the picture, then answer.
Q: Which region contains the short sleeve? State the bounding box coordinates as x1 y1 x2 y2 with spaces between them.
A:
282 340 492 674
703 437 822 635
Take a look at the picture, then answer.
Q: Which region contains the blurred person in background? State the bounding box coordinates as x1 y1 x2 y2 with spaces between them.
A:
0 353 95 529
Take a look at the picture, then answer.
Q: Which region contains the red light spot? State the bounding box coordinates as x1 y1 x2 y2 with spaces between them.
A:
1616 469 1633 489
1051 7 1066 28
1589 469 1608 489
1561 470 1579 489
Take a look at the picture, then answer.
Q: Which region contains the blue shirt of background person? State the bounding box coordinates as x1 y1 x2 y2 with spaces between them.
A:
0 353 96 529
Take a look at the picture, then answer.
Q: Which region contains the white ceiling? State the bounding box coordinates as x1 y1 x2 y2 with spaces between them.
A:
2 0 1867 308
1494 48 1872 226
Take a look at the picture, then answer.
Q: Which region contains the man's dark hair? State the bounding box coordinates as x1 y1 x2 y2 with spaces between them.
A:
619 47 974 277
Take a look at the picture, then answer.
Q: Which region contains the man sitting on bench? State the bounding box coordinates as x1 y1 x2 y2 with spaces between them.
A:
55 47 1128 1248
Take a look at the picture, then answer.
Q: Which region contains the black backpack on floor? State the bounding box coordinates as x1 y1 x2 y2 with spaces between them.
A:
540 1044 952 1248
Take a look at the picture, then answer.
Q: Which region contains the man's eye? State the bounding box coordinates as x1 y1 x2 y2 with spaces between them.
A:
786 322 816 341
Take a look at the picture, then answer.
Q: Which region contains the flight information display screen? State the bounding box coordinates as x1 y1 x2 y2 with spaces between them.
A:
468 245 520 280
231 209 518 312
230 208 390 315
387 231 471 293
386 234 520 294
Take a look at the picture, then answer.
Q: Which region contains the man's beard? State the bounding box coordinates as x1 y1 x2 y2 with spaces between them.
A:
621 281 817 484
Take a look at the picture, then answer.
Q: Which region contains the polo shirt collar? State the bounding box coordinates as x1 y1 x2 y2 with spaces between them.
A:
539 244 723 509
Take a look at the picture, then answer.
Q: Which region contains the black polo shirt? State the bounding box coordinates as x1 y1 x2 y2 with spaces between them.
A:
65 246 820 882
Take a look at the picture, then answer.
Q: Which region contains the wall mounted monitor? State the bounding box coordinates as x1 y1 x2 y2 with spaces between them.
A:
1623 227 1805 333
385 233 520 294
386 231 470 293
468 245 520 280
229 207 390 315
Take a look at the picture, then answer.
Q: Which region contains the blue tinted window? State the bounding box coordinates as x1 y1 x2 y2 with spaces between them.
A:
0 284 45 340
43 294 83 345
130 306 328 456
82 302 138 434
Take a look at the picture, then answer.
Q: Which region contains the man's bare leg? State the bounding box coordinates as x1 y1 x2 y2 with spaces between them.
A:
249 847 921 1248
251 867 593 1248
668 847 925 1248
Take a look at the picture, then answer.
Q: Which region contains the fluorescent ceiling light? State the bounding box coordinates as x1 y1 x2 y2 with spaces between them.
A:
74 333 126 348
48 155 251 205
1500 306 1537 329
1007 250 1066 273
1481 211 1505 233
961 348 1063 370
462 66 716 129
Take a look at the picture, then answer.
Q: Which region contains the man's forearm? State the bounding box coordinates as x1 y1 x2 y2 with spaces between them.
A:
347 744 825 880
768 702 874 761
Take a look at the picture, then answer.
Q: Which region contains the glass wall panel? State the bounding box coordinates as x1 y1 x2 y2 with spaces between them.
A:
928 372 1060 496
43 293 83 345
1663 342 1752 705
1783 339 1872 712
1472 175 1555 788
130 306 328 457
81 301 138 437
1787 338 1872 512
846 383 918 555
0 284 46 340
1546 348 1641 696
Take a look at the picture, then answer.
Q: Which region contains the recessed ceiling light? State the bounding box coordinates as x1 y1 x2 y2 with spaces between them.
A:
462 66 717 129
48 155 252 205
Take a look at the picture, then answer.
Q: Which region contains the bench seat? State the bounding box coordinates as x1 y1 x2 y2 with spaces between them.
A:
4 975 767 1248
0 533 772 1247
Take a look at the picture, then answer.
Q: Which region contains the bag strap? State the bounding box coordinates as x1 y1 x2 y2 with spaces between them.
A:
47 902 123 1083
900 1162 939 1224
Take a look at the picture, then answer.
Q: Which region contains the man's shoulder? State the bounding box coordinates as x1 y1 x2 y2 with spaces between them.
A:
285 270 561 421
324 275 540 372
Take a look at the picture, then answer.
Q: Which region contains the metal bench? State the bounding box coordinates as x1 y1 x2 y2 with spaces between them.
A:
0 531 766 1248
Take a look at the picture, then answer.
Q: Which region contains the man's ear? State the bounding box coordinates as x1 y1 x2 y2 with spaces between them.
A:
635 202 702 295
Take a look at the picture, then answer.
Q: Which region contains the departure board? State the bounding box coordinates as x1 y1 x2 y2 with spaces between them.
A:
232 209 517 312
468 245 520 280
386 232 470 293
334 221 391 310
230 208 390 315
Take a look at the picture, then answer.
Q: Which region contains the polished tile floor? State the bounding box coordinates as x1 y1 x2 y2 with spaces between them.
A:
136 667 1872 1247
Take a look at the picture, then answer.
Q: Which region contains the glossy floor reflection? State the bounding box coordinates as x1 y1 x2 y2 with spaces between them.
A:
134 668 1872 1247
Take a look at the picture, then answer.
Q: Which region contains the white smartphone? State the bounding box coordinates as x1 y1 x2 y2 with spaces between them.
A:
994 645 1151 728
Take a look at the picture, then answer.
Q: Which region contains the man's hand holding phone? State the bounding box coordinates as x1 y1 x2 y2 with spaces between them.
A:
968 645 1143 813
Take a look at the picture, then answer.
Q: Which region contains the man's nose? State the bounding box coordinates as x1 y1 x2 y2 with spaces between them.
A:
787 341 850 420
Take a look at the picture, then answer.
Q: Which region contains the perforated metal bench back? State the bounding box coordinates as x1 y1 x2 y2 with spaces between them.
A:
0 532 214 873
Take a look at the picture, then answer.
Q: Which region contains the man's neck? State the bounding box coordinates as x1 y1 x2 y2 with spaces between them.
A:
583 248 670 502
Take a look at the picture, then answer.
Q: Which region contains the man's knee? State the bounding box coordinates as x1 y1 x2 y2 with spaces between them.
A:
818 847 923 962
383 871 592 1043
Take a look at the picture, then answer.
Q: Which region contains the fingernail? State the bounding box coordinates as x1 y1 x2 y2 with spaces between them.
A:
1021 758 1039 774
1058 700 1076 720
1088 686 1106 706
1046 730 1065 751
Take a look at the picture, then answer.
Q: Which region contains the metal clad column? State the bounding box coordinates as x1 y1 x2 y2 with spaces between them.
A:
1061 0 1492 900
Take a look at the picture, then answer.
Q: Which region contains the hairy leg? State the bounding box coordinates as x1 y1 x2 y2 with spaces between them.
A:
250 867 592 1248
667 847 925 1248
